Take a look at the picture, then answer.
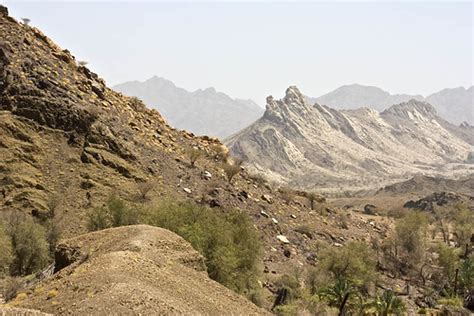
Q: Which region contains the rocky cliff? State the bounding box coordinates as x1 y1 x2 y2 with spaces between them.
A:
227 86 473 191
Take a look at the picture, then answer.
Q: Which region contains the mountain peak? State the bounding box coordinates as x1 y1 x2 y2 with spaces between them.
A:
283 86 306 104
382 99 438 121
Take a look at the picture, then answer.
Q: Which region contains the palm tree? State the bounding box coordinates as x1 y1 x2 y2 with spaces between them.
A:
372 290 405 316
319 278 355 315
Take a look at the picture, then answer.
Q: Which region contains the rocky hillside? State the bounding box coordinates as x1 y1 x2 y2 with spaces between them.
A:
227 86 473 191
114 76 263 139
309 84 474 125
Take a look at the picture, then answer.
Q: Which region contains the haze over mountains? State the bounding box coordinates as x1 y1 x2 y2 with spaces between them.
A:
114 77 263 138
116 78 472 140
226 86 473 191
310 84 473 125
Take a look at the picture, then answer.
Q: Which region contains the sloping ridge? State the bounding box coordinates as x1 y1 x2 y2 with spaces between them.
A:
226 86 473 191
16 225 268 315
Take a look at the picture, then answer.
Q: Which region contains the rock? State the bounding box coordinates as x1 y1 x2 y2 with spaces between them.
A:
333 243 343 247
0 5 8 16
364 204 379 215
183 188 192 194
260 210 269 218
262 194 273 204
290 214 296 219
276 235 290 244
208 199 221 208
201 171 212 180
272 218 279 224
283 249 291 258
238 190 250 199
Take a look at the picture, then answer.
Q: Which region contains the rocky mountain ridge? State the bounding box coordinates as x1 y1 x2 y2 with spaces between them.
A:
114 76 264 139
227 86 473 191
309 84 473 125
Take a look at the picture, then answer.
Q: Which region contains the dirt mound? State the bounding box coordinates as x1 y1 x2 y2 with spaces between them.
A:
14 225 268 315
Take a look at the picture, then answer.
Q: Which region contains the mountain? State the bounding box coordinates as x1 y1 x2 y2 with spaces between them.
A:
310 84 473 125
226 86 473 191
114 77 263 139
310 84 424 112
426 86 474 126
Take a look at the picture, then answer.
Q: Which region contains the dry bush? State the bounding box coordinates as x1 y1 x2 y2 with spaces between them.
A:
222 159 242 183
136 180 155 201
248 173 267 186
305 192 325 210
186 147 204 167
279 186 295 205
0 277 23 301
210 144 229 162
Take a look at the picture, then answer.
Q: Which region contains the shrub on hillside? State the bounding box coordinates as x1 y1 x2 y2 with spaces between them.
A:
319 241 377 290
222 159 242 183
87 195 140 231
145 200 261 293
185 147 204 168
6 214 49 276
0 222 13 276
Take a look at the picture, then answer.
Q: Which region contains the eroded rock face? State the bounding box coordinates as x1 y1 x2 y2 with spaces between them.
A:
226 86 473 191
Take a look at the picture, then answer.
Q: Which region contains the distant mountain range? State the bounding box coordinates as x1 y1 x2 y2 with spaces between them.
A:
309 84 473 125
226 86 473 191
114 77 263 138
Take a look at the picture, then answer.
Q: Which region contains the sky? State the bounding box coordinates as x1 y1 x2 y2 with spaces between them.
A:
3 1 473 105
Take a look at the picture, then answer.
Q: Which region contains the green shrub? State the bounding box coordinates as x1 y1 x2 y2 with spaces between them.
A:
372 290 405 316
0 222 13 276
145 200 261 293
8 215 49 276
394 212 428 265
319 241 377 289
87 195 139 231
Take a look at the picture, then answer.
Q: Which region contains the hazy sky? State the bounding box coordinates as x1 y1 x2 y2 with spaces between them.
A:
3 1 473 105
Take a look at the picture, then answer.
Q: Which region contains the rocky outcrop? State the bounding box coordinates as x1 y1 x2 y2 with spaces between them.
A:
226 86 473 191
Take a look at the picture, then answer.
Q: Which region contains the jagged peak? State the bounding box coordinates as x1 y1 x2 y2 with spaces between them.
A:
382 99 438 119
283 86 306 104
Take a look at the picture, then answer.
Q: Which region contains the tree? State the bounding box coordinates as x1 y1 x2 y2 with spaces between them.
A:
306 192 325 210
394 212 428 266
319 278 355 314
0 222 13 276
372 290 405 316
452 205 474 256
319 241 377 289
8 215 49 276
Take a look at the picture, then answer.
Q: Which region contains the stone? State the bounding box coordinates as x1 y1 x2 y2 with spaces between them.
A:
183 188 192 194
290 214 297 219
262 194 273 204
260 210 269 218
272 218 279 224
276 235 290 244
201 171 212 180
